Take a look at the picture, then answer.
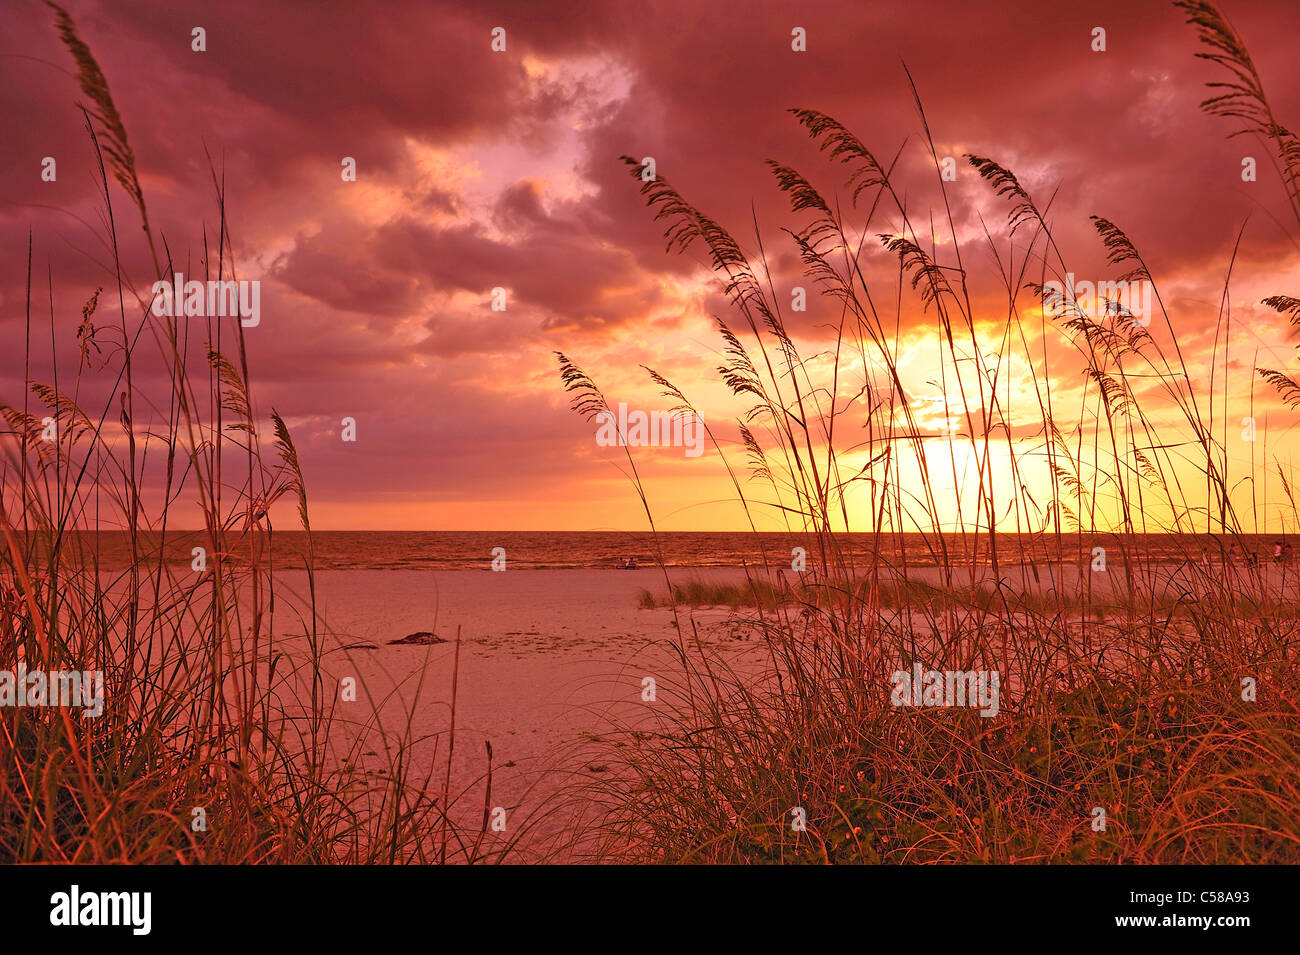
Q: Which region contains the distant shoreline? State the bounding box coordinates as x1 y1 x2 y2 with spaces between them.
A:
36 528 1300 574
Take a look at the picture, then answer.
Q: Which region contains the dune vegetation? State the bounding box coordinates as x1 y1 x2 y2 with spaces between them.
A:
561 0 1300 863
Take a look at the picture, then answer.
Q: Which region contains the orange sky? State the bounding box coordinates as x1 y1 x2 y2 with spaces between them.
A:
4 0 1300 532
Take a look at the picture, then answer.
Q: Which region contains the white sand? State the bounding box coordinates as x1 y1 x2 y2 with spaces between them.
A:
264 567 757 859
252 559 1298 859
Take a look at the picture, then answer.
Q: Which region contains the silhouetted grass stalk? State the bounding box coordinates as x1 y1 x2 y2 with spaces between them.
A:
565 0 1300 863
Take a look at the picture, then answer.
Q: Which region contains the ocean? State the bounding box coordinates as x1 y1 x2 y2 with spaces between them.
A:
27 530 1274 572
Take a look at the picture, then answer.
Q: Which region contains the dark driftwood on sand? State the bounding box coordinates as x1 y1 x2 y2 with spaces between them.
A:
387 632 447 646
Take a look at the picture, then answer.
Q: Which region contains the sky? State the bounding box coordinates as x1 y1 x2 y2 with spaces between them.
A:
3 0 1300 532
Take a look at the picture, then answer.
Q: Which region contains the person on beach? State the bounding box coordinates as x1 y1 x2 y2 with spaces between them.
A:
1273 541 1284 563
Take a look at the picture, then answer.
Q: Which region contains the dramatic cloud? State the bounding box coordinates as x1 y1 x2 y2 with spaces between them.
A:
3 0 1299 529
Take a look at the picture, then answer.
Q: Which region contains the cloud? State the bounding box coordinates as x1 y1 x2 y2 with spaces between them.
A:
3 0 1299 528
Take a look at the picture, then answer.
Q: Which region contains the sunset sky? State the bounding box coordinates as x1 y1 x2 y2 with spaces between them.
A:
3 0 1300 532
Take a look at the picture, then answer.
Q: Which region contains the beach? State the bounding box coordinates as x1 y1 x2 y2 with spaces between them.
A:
257 557 1300 858
273 567 761 858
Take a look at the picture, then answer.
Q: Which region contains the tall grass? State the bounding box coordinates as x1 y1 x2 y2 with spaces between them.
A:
564 0 1300 862
0 5 522 863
